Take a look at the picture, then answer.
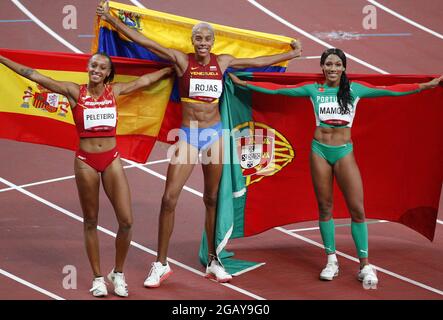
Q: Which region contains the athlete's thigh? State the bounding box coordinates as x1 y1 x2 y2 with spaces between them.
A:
310 151 334 202
201 137 223 194
333 152 364 207
101 157 132 221
164 141 199 196
74 158 100 217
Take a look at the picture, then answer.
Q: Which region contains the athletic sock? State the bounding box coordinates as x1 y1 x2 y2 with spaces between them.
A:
351 221 369 258
319 219 336 255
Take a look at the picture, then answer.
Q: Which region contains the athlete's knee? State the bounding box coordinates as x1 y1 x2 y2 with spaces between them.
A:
317 199 333 220
161 192 179 213
349 208 365 223
203 193 218 209
118 216 133 232
83 217 98 230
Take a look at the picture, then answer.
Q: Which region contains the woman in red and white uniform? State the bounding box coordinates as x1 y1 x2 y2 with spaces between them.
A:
97 3 302 286
0 52 173 297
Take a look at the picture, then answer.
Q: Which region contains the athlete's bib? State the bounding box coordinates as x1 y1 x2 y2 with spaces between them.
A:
189 78 223 99
318 102 353 126
83 107 117 131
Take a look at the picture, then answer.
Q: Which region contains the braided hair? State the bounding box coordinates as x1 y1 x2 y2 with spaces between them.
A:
320 48 352 115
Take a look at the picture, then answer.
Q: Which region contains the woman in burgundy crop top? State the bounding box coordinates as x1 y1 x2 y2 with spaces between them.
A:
98 2 303 286
0 52 173 297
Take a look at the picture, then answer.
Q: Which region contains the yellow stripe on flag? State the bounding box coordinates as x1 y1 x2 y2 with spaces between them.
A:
93 1 295 67
0 64 174 136
113 74 174 136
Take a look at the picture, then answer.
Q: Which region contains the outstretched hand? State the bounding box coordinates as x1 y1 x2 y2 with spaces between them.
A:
290 40 302 58
96 0 110 21
228 73 247 87
421 75 443 90
428 75 443 88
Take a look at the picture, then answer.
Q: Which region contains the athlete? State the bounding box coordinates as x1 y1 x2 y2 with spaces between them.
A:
229 48 443 288
0 52 173 297
97 1 302 286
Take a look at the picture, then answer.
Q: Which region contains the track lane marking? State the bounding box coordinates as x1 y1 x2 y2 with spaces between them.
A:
0 158 170 193
247 0 389 74
11 0 82 53
367 0 443 40
0 268 65 300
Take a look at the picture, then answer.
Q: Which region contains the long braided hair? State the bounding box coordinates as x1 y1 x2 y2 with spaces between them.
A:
320 48 352 114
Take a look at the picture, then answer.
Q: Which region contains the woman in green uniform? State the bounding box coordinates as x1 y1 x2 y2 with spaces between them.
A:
230 48 442 288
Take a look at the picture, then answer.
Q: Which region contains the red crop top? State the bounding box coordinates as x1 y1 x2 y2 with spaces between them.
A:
178 53 223 103
72 84 117 138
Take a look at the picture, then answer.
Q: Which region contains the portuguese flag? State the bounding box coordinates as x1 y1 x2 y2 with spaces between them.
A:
199 72 443 275
0 49 174 163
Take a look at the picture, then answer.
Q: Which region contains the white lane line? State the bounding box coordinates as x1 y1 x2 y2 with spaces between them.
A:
122 158 203 197
247 0 388 74
0 268 65 300
11 0 82 53
0 175 75 193
367 0 443 40
288 220 389 232
0 159 170 193
275 227 443 296
129 0 147 8
438 219 443 225
297 56 321 60
144 158 170 165
0 176 264 300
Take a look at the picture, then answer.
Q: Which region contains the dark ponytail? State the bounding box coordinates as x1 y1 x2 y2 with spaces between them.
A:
337 71 351 114
320 48 352 115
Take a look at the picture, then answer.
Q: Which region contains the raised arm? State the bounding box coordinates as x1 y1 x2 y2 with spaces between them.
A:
229 73 312 97
112 67 174 97
219 40 302 72
96 1 186 66
352 76 443 98
0 54 79 101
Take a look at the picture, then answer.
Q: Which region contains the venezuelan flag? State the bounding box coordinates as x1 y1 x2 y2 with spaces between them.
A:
0 49 173 163
199 72 443 274
92 1 295 141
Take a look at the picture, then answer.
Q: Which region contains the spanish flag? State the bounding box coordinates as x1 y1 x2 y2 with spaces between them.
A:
200 72 443 274
92 1 295 141
0 49 173 163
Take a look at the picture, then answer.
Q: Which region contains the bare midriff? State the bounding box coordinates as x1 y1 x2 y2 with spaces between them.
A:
79 136 117 153
314 126 352 146
181 101 221 128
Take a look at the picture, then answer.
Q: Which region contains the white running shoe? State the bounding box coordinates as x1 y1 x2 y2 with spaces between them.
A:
205 257 232 283
358 264 378 289
90 276 108 297
319 261 339 281
107 270 129 297
144 261 172 288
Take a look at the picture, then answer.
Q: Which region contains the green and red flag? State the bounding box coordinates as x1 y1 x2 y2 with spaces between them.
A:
199 72 443 275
